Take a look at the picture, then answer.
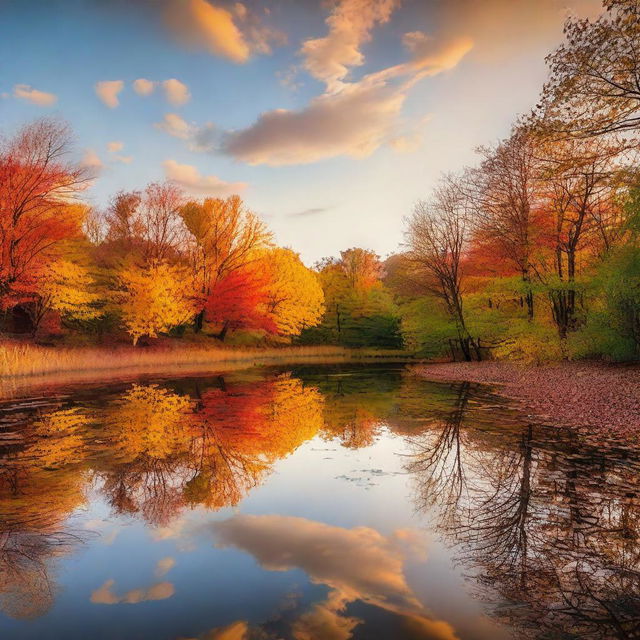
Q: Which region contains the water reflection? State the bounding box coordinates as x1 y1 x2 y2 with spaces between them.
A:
0 365 638 638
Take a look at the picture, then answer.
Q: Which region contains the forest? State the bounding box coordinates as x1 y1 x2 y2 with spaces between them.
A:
1 0 639 364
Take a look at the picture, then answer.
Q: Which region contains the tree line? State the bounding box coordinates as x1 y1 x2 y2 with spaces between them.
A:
1 0 639 360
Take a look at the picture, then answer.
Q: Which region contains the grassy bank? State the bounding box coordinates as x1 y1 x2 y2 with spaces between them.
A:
0 342 411 394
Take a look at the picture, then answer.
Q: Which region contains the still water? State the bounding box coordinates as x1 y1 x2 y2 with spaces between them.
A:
0 364 638 639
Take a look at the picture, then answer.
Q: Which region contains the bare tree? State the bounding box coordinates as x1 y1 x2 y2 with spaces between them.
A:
405 175 480 361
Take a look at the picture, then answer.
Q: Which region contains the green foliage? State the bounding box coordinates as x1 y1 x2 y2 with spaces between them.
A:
399 297 456 358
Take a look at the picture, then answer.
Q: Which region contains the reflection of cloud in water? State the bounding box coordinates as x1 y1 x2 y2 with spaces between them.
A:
155 556 176 577
212 514 458 640
90 578 174 604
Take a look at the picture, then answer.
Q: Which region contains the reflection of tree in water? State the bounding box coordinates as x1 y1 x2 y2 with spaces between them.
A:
407 383 640 639
97 375 323 523
0 407 89 619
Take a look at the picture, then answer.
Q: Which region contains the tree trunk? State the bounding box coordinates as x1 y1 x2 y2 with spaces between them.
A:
217 321 229 342
194 309 205 333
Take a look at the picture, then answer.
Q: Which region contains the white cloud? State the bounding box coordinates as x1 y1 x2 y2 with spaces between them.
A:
163 159 246 196
107 141 124 153
13 84 57 106
133 77 156 96
162 78 191 106
95 80 124 108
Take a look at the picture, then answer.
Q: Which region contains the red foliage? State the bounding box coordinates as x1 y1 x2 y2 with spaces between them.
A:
205 264 277 334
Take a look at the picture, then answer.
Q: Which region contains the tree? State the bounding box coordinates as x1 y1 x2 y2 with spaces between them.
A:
337 248 382 291
179 195 271 332
405 176 480 361
205 262 277 339
261 248 325 337
466 126 544 319
0 119 89 310
116 261 199 344
540 0 640 138
27 258 101 334
537 135 623 339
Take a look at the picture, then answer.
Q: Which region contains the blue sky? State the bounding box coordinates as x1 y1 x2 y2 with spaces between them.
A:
0 0 601 263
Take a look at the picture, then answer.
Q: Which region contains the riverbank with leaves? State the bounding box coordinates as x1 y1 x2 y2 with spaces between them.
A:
415 361 640 434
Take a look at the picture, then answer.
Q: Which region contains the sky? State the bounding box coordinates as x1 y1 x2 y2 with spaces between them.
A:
0 0 603 264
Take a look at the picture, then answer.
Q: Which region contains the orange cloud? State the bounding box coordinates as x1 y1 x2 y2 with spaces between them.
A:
222 76 409 166
164 0 250 62
95 80 124 108
156 113 217 151
13 84 57 106
163 159 246 196
90 579 174 605
301 0 400 91
107 141 124 153
213 515 458 640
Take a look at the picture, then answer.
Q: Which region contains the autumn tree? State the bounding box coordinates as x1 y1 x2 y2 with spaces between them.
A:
537 135 624 339
405 176 480 361
540 0 640 138
0 119 89 313
465 126 544 319
179 195 271 332
261 248 325 337
27 258 101 334
205 262 277 339
116 261 198 344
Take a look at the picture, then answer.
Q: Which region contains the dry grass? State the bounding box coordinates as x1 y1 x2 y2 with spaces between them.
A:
0 341 410 395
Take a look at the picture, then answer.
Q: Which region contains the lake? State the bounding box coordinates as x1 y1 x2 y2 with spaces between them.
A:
0 364 638 639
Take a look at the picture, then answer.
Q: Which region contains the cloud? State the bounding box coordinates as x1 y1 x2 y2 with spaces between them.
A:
82 149 103 169
212 515 456 640
164 159 246 196
403 33 474 74
114 155 133 164
287 207 330 218
155 556 176 577
163 0 251 62
300 0 400 92
155 113 217 152
107 141 124 153
133 78 156 96
162 78 191 106
221 74 411 166
13 84 57 106
90 579 174 605
95 80 124 108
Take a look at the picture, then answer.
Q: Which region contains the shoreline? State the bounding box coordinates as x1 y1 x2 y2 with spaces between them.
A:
414 361 640 435
0 342 412 398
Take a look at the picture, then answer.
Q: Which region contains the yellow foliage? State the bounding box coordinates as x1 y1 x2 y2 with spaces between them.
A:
117 261 199 344
39 260 101 322
106 384 194 460
261 248 325 336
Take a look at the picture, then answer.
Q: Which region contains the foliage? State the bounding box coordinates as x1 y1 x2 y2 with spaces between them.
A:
116 261 199 344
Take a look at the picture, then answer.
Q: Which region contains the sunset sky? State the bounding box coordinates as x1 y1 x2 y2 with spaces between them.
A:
0 0 602 263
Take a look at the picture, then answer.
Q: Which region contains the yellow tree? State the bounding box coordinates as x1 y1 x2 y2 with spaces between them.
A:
261 248 324 337
28 259 101 333
116 261 199 344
